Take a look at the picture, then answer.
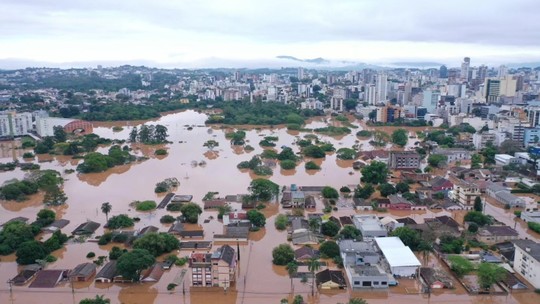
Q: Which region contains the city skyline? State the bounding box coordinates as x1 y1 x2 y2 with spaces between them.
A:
1 0 540 69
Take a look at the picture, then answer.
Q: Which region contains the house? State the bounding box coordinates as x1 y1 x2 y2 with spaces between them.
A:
512 239 540 288
29 270 68 288
168 222 185 235
501 270 528 290
339 240 380 266
72 221 100 235
381 195 413 210
388 151 420 170
1 216 29 228
396 217 417 225
430 177 454 192
353 198 372 211
214 222 250 242
189 245 237 288
223 212 249 225
140 264 165 282
451 180 481 208
432 148 471 163
379 216 404 232
290 218 310 233
291 190 306 208
42 219 70 233
339 216 354 226
374 237 421 277
69 263 97 282
179 230 204 238
345 265 390 289
137 225 159 236
95 261 117 283
420 267 454 289
10 265 42 285
401 172 431 182
477 225 519 245
292 231 319 245
352 215 387 239
295 246 320 260
203 199 227 210
179 241 212 250
521 211 540 224
357 150 389 163
485 182 526 208
189 252 213 287
316 269 347 289
304 195 316 208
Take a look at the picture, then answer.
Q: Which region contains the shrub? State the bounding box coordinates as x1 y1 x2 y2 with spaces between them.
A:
305 161 321 170
112 233 129 243
135 200 157 211
280 160 296 170
356 130 372 137
98 233 113 245
44 255 57 263
275 214 288 230
106 215 134 229
23 152 35 158
167 202 183 211
155 149 167 156
322 186 339 199
514 211 522 218
340 186 351 193
160 215 176 224
86 252 96 258
528 222 540 233
167 283 177 291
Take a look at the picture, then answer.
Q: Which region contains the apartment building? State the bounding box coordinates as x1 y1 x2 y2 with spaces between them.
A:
513 240 540 289
189 245 237 288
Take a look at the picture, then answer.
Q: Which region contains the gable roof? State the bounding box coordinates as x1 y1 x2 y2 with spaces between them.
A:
295 246 319 260
29 270 67 288
95 261 117 280
69 263 97 278
139 225 159 235
168 222 185 234
483 225 519 237
179 230 204 237
43 219 70 232
420 267 453 288
316 269 346 286
140 264 165 282
72 221 100 235
396 217 417 225
292 231 319 245
213 245 236 266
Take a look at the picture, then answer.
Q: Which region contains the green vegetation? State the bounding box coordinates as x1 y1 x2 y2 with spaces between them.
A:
129 124 169 144
133 232 180 256
340 186 351 193
272 243 295 265
378 183 397 197
305 161 321 170
116 249 155 282
477 263 507 289
395 182 410 193
528 222 540 233
390 227 423 250
247 209 266 227
336 148 356 160
134 200 157 211
87 252 96 258
302 145 326 158
361 161 389 184
339 225 362 240
354 184 374 199
464 211 492 226
319 241 340 259
22 152 35 158
280 160 297 170
77 145 135 173
106 214 134 229
448 255 474 278
203 139 219 150
108 246 127 260
428 154 448 167
322 186 339 199
225 130 247 145
440 235 464 254
391 129 408 147
160 215 176 224
314 126 351 136
260 149 279 159
321 221 340 237
275 214 288 230
356 130 372 137
79 295 111 304
259 136 278 147
244 145 254 152
166 202 183 212
249 178 279 201
180 203 203 224
0 170 64 202
154 177 180 193
155 149 167 155
474 196 483 212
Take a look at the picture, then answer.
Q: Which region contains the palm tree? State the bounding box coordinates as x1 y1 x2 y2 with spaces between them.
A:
418 241 433 267
101 202 112 222
307 257 320 296
286 261 298 292
347 298 368 304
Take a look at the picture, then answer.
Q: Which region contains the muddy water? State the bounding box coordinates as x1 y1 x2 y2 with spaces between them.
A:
1 110 539 304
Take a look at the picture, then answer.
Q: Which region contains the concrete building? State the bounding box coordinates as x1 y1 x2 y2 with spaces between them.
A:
388 151 420 170
0 111 33 137
352 215 387 239
461 57 470 81
513 240 540 289
521 211 540 224
339 240 380 266
189 245 237 288
485 182 526 208
375 73 388 104
477 226 519 245
432 148 471 163
494 154 524 166
472 131 497 150
345 265 390 289
374 237 421 277
422 90 440 113
452 180 481 208
524 127 540 146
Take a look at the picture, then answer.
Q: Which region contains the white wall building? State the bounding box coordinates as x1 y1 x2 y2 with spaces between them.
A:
0 111 33 137
513 240 540 289
35 117 75 137
374 237 421 277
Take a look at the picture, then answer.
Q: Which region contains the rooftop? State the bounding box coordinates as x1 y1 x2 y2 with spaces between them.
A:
513 240 540 261
352 215 385 232
374 237 421 268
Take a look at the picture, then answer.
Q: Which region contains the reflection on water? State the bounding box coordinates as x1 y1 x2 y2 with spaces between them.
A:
1 110 540 304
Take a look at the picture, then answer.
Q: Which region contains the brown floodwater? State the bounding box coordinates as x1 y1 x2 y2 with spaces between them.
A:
1 110 540 304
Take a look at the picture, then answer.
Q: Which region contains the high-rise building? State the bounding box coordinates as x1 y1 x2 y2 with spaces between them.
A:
366 84 377 105
485 79 501 102
461 57 471 81
297 67 304 80
375 73 388 103
422 90 440 113
477 65 488 82
439 65 448 78
0 111 33 138
498 65 508 78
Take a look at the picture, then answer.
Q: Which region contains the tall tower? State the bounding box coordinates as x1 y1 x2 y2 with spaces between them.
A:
297 67 304 80
375 72 388 103
498 65 508 78
461 57 471 81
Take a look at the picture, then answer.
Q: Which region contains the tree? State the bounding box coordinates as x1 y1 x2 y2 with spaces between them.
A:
129 127 138 142
133 232 180 257
106 214 134 229
336 148 356 160
390 227 421 251
154 124 169 143
53 125 67 143
116 249 155 282
180 203 203 224
42 185 67 206
275 214 288 230
101 202 112 221
280 160 297 170
286 261 298 292
468 222 479 233
339 225 362 240
395 182 410 193
292 295 304 304
477 262 506 290
247 209 266 227
272 244 295 265
319 241 340 259
368 110 377 122
302 145 326 158
0 221 35 255
305 161 321 170
309 218 321 232
354 184 374 199
391 129 408 147
474 196 483 212
307 257 320 296
321 221 340 237
16 240 47 265
79 295 110 304
464 211 492 226
360 161 388 184
471 153 482 169
249 178 279 202
321 186 339 199
378 183 396 197
339 299 368 304
36 209 56 227
344 99 358 111
448 255 474 278
203 140 219 151
428 154 448 167
482 142 497 165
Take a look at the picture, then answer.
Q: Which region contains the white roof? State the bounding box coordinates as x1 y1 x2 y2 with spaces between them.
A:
374 237 421 268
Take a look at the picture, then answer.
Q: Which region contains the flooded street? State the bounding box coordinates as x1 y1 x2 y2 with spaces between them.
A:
1 110 539 303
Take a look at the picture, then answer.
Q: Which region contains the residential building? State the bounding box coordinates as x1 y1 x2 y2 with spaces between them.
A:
472 131 496 150
513 240 540 289
339 240 380 266
345 265 390 289
432 148 471 163
0 111 33 137
380 195 412 210
68 263 97 282
477 226 519 245
420 267 454 289
189 245 237 288
524 127 540 146
352 215 387 239
521 211 540 224
374 237 421 277
316 269 347 289
140 264 165 282
388 151 420 170
452 180 481 207
95 261 117 283
485 182 526 208
495 154 523 166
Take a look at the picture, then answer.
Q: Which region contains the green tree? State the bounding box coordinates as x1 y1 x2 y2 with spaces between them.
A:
319 241 340 259
308 257 320 296
129 127 138 142
309 218 321 232
468 222 479 233
344 99 358 111
272 243 295 265
79 295 111 304
302 145 326 158
249 178 279 202
101 202 112 221
354 184 374 199
247 209 266 227
42 185 67 206
36 209 56 227
16 240 47 265
293 295 304 304
321 186 339 199
321 221 340 237
471 153 482 169
180 203 203 224
280 160 297 170
286 261 298 292
0 221 35 255
345 298 368 304
378 183 396 197
339 225 362 240
395 182 410 193
336 148 356 160
154 124 169 143
79 295 110 304
428 154 448 167
53 125 67 143
448 255 474 278
360 161 388 184
106 214 134 229
275 214 288 230
391 129 408 147
133 232 180 257
474 196 483 212
482 142 497 165
116 249 155 282
390 227 421 251
203 140 219 151
278 147 298 161
477 262 506 289
464 211 492 226
305 161 321 170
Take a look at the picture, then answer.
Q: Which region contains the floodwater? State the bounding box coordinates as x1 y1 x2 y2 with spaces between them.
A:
0 110 539 304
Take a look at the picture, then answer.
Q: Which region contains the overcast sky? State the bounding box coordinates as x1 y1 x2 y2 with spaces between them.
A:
1 0 540 68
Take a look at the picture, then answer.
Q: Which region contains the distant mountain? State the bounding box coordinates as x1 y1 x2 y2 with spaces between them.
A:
507 62 540 69
390 62 445 68
276 56 329 64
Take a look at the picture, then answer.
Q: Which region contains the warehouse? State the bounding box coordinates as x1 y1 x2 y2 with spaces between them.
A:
374 237 421 277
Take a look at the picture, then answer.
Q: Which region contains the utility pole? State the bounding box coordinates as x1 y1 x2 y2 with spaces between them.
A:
7 280 13 296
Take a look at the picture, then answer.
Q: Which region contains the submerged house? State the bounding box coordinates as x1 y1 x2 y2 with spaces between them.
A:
420 267 454 289
69 263 97 282
316 269 347 289
95 261 117 283
140 264 165 282
72 221 100 235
